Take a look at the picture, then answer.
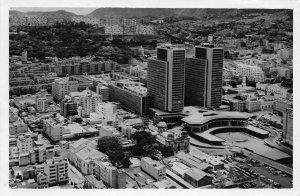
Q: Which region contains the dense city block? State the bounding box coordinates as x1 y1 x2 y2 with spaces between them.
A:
9 8 293 189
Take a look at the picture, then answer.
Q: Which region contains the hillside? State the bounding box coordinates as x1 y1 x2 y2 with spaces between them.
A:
87 8 289 18
9 8 291 20
9 10 78 18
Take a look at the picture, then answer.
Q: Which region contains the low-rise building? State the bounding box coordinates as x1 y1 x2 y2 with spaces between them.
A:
276 67 291 79
98 125 121 143
36 172 48 188
274 99 293 116
94 160 126 188
260 95 276 111
9 107 28 135
175 152 214 172
155 123 190 153
230 99 246 112
17 133 33 154
43 114 97 141
266 83 289 99
43 158 69 186
69 138 107 175
141 157 166 181
183 168 213 188
84 175 106 189
245 97 261 113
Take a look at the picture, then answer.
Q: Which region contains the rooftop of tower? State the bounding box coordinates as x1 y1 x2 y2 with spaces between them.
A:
157 43 185 50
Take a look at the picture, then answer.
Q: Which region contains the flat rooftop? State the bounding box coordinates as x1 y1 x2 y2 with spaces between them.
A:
182 110 249 125
245 125 269 135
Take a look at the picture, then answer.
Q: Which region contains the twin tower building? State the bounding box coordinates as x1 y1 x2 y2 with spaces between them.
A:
148 43 224 113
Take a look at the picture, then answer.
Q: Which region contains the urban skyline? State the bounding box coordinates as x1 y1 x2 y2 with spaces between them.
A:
6 7 294 190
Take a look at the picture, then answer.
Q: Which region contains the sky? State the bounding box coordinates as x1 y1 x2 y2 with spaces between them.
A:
11 8 98 15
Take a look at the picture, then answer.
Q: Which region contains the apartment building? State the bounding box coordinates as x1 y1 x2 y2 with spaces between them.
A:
236 63 265 82
94 160 126 188
36 97 48 112
96 84 109 102
52 78 79 101
69 89 102 117
17 133 33 154
43 158 69 186
108 80 153 116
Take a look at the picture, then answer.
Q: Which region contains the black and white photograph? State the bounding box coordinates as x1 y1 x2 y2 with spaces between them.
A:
1 0 299 194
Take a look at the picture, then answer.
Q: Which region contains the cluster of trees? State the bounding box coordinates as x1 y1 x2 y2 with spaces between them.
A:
131 131 174 160
163 16 198 23
281 79 293 89
9 22 154 63
97 136 131 168
9 87 39 97
97 131 175 167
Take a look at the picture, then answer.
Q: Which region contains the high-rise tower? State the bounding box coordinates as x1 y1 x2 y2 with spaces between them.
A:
185 43 224 108
148 44 185 112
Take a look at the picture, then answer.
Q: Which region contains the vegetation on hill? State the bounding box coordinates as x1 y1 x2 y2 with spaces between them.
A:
9 22 151 63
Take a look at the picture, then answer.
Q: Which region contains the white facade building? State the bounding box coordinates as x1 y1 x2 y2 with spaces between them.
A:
69 89 102 117
94 161 126 188
236 63 265 82
52 78 78 101
266 83 289 98
43 158 68 185
36 97 48 112
141 157 166 181
17 133 33 154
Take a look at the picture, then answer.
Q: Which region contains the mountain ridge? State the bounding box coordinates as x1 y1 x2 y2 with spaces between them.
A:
10 8 290 19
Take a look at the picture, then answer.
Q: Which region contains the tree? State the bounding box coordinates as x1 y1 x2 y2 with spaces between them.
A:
158 146 174 157
97 136 122 154
231 81 237 88
121 154 131 168
132 131 156 146
246 80 256 87
106 150 131 168
131 131 157 156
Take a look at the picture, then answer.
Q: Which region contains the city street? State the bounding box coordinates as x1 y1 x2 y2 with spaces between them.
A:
68 162 85 188
230 146 292 175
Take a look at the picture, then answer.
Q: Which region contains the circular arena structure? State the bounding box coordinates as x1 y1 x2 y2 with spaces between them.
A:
188 126 269 146
181 110 269 146
181 108 290 161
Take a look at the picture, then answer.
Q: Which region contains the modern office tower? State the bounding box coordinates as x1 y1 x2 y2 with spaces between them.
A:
148 44 185 112
185 57 207 107
185 44 224 108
